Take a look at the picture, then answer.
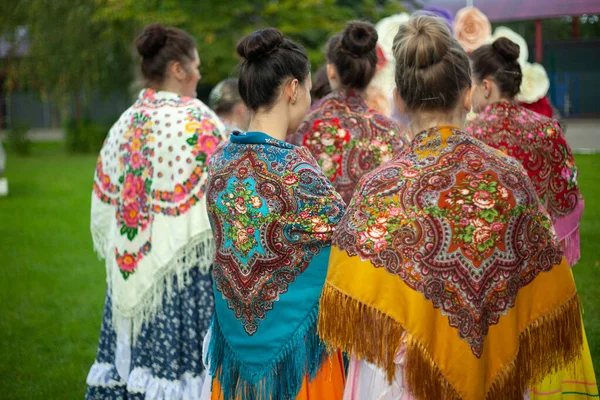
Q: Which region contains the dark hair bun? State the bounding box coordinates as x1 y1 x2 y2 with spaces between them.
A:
341 21 378 57
237 28 284 62
136 23 168 58
492 37 520 62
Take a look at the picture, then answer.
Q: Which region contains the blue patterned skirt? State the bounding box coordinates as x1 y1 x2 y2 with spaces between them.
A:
85 266 214 400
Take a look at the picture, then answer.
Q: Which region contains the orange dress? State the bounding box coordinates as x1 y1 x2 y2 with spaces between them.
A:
209 352 345 400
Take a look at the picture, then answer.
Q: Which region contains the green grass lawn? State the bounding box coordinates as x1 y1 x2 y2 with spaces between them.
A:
0 144 598 398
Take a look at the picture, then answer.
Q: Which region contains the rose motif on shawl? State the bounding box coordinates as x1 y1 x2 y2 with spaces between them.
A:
334 127 563 357
453 7 491 54
208 148 345 335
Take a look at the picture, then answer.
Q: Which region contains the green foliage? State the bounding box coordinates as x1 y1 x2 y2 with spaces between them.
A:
7 122 31 156
65 118 110 154
2 0 408 112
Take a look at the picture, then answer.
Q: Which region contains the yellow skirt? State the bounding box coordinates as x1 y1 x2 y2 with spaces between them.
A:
210 351 346 400
530 318 598 399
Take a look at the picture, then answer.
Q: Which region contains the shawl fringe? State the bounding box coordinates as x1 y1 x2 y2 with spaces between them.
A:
207 301 328 400
92 229 109 260
318 282 583 400
104 231 215 342
561 228 581 268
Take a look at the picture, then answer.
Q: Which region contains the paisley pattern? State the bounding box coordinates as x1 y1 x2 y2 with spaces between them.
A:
466 102 580 220
288 89 408 204
207 132 345 335
334 126 563 356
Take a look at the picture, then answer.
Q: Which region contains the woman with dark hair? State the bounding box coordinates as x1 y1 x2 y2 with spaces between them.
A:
201 28 346 400
288 21 407 205
467 38 584 268
318 16 594 400
86 24 225 398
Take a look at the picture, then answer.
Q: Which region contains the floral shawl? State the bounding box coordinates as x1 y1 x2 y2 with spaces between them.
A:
318 126 583 400
91 89 226 339
205 131 345 400
287 89 408 204
466 102 583 266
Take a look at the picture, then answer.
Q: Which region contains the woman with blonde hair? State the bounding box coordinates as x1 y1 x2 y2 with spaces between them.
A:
318 15 594 400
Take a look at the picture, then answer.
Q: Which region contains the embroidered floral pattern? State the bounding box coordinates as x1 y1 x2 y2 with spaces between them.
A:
335 126 562 357
207 138 345 335
93 89 224 279
466 102 581 220
289 89 407 204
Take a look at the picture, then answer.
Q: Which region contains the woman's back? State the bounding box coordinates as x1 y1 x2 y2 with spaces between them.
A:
289 21 407 204
289 89 406 204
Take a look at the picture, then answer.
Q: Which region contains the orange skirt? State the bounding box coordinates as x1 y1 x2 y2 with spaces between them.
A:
210 351 346 400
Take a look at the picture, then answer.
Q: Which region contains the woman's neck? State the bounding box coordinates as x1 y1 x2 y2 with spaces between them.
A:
247 105 289 142
409 111 464 137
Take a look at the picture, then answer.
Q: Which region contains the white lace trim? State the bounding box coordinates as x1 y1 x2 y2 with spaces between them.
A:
127 368 206 399
87 363 207 399
105 231 215 342
86 362 125 388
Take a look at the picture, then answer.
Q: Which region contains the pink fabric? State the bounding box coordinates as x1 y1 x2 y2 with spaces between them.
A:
343 346 415 400
554 198 584 267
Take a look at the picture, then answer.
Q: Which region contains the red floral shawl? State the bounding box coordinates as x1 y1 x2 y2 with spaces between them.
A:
288 89 408 204
466 102 583 266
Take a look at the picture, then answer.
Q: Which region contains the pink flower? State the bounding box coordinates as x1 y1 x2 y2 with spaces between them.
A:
561 167 572 180
201 119 216 133
499 187 509 199
473 190 495 209
101 174 111 190
358 232 368 245
462 205 474 213
123 202 141 228
123 174 144 200
173 184 188 202
460 188 470 196
389 207 402 217
460 218 469 226
321 132 334 147
473 226 492 244
198 134 220 155
246 227 255 235
299 211 310 219
374 240 387 252
491 222 504 232
453 7 491 54
117 252 138 272
130 152 143 169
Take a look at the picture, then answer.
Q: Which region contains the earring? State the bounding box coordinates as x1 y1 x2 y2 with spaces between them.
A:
484 92 490 99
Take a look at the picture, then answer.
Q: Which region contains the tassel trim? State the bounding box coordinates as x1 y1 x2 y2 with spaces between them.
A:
561 228 581 267
207 301 328 400
107 231 216 343
318 282 583 400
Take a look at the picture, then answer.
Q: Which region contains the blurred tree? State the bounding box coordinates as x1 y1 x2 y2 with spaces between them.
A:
1 0 407 119
1 0 133 119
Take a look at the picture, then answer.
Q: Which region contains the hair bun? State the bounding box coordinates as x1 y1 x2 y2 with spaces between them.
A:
492 37 520 62
136 23 168 58
237 28 284 62
341 21 378 57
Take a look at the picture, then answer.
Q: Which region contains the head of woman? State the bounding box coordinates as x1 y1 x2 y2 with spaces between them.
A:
209 78 250 130
135 23 200 98
392 15 472 132
469 38 523 112
326 21 379 92
237 28 311 135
